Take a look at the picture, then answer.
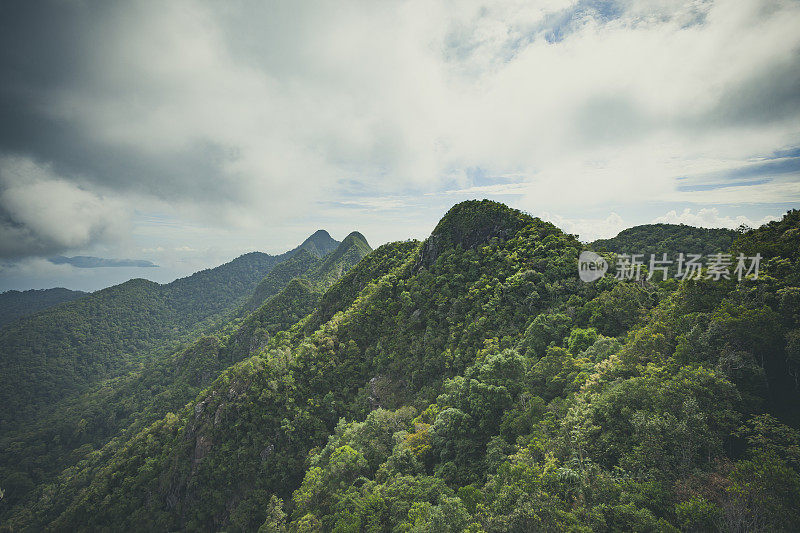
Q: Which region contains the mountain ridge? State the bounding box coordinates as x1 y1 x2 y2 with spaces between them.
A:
590 222 737 257
4 204 800 532
0 288 88 328
0 230 340 431
0 231 372 516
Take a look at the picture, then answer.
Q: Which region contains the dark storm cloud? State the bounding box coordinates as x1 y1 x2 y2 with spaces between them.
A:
0 98 238 201
0 1 250 259
0 1 239 203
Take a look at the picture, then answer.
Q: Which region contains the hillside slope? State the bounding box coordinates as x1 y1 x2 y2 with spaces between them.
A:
0 288 88 328
19 201 594 530
0 232 340 430
591 223 737 257
0 234 370 518
6 203 800 532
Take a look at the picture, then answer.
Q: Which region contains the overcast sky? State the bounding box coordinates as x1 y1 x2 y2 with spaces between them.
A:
1 0 799 291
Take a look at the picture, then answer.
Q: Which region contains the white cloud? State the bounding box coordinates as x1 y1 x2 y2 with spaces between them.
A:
2 0 800 277
652 207 780 229
34 0 800 217
0 157 130 258
539 211 629 241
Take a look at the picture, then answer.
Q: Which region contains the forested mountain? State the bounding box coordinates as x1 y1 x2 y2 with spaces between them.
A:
0 232 340 431
3 202 800 532
0 288 87 328
296 230 341 259
243 250 323 313
591 223 737 257
0 233 371 520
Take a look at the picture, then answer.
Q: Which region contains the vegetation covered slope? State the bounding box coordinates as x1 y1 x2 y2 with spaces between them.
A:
242 250 322 313
296 230 341 259
0 234 370 518
10 201 597 530
5 202 800 532
0 231 340 431
0 288 87 328
591 223 737 257
241 231 369 314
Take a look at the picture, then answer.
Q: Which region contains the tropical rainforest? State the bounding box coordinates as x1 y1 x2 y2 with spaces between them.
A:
1 200 799 532
0 289 87 329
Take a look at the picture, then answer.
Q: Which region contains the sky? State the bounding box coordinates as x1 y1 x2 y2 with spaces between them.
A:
1 0 799 292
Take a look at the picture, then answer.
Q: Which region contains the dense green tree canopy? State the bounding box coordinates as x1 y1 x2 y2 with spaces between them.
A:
2 201 799 532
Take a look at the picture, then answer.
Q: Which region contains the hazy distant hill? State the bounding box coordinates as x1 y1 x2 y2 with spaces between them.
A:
48 256 158 268
0 288 87 328
0 231 340 430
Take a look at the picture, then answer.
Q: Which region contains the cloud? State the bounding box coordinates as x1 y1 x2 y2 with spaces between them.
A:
48 256 158 268
0 0 798 264
0 156 129 259
538 206 782 242
539 211 629 242
652 207 780 229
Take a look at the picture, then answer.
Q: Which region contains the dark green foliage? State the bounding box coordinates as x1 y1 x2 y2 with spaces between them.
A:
0 234 370 525
0 233 343 431
243 249 322 313
0 288 87 328
592 223 736 257
583 282 654 337
734 209 800 263
4 203 800 532
417 199 532 268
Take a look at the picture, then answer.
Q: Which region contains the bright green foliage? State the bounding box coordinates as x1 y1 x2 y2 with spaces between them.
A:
3 202 800 532
0 234 370 524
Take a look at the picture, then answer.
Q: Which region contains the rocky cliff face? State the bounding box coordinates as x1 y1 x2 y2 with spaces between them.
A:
416 199 532 269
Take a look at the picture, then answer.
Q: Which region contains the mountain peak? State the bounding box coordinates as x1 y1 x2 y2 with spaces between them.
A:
299 229 339 257
419 200 532 268
342 231 369 246
328 231 372 260
308 229 332 239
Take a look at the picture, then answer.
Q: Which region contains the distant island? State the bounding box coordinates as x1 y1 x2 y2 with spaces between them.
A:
49 256 159 268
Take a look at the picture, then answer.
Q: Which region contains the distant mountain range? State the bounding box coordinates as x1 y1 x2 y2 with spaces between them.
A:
0 229 345 431
0 230 372 518
2 206 799 532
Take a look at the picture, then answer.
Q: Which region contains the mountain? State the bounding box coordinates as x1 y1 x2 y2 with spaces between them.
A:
4 203 800 532
9 201 590 529
242 232 369 313
0 232 339 431
298 229 340 258
305 231 373 287
0 288 87 328
591 223 737 257
0 234 371 516
242 249 323 313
